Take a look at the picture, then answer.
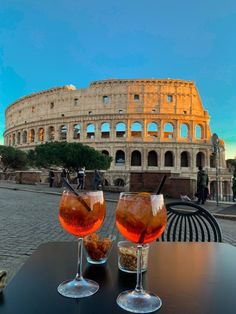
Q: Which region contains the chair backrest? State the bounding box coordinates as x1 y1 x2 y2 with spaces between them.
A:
159 201 222 242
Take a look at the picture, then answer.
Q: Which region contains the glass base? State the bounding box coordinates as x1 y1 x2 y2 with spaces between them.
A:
57 277 99 298
117 289 162 313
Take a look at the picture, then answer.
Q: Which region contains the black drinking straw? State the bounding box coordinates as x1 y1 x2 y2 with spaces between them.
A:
62 177 91 211
154 175 167 195
138 175 167 243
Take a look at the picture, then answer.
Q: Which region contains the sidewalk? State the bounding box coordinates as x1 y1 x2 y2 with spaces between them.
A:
0 181 235 220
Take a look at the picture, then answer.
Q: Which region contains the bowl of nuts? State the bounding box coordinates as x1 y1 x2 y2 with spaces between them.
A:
117 241 149 273
84 233 115 264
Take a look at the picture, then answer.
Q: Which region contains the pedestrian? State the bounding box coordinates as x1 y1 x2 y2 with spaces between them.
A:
60 168 67 187
48 169 55 188
76 167 85 190
196 166 209 205
93 169 102 190
232 176 236 202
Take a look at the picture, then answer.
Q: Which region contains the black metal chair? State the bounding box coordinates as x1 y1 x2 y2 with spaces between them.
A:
159 201 222 242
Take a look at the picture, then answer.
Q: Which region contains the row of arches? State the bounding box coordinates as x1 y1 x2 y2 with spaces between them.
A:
6 121 205 145
103 150 214 168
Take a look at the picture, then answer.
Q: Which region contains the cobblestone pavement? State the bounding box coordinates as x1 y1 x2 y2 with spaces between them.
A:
0 183 236 285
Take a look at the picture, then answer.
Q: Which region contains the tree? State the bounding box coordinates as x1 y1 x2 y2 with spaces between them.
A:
29 141 112 170
0 145 28 171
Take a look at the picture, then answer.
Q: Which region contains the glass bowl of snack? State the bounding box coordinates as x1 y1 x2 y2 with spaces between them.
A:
118 241 149 273
84 233 116 264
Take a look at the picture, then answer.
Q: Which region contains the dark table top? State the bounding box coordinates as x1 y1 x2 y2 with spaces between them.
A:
1 241 236 314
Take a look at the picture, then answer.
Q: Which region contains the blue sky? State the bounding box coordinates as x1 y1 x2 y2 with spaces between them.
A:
0 0 236 158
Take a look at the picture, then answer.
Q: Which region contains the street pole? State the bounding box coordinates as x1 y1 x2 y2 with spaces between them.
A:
211 133 219 206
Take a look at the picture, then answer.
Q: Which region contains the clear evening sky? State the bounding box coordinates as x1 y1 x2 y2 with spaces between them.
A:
0 0 235 159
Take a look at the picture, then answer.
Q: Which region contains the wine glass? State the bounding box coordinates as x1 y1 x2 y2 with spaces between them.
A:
58 189 106 298
115 192 167 313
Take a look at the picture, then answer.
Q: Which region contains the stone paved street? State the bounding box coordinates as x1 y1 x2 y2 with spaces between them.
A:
0 185 236 285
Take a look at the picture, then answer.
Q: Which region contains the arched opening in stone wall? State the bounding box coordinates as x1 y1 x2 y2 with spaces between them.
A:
17 132 21 144
22 131 27 144
181 151 189 167
101 122 110 138
164 122 174 139
148 151 158 166
8 135 11 146
102 150 109 156
196 152 205 167
210 153 216 168
147 122 158 137
48 126 55 141
222 180 229 196
114 178 125 187
131 122 142 137
116 122 126 138
38 128 45 142
131 150 141 166
165 151 174 167
115 150 125 165
29 129 35 143
86 123 95 139
195 124 203 139
60 125 67 140
180 123 189 138
12 133 16 145
73 124 80 139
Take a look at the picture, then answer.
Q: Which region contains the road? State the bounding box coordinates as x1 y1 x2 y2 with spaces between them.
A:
0 188 235 283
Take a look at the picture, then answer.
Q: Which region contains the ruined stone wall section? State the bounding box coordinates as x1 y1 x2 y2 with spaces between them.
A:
4 78 228 177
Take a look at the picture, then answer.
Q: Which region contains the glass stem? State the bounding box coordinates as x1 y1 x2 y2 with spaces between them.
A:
135 244 144 294
75 237 83 281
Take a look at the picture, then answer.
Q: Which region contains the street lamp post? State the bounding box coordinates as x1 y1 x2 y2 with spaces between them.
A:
211 133 220 206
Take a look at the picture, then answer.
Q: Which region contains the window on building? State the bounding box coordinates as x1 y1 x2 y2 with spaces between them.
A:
167 95 173 103
119 109 123 114
164 151 174 167
180 123 189 138
60 125 67 140
115 150 125 164
101 122 110 138
32 106 35 113
29 129 35 143
181 151 189 167
116 122 126 138
103 95 110 104
147 122 158 137
73 124 80 139
131 122 142 137
164 122 174 139
134 94 139 102
131 150 141 166
48 126 55 141
148 151 158 166
86 123 95 139
74 98 79 106
50 102 54 109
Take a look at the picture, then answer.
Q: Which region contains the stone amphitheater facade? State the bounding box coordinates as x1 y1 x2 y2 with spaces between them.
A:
4 78 232 197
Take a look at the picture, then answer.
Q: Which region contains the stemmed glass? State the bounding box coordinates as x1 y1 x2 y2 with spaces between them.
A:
58 188 106 298
116 192 167 313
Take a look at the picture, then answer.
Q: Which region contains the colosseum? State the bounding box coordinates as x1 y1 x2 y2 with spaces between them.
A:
4 78 232 198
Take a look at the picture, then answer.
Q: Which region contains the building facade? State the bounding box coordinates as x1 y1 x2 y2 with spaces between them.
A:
4 78 232 197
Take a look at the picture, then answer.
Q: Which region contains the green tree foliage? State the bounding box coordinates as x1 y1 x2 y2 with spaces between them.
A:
0 145 28 171
28 142 112 170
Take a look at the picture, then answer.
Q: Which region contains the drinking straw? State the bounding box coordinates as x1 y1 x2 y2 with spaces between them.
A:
138 175 167 243
62 177 91 211
154 175 167 195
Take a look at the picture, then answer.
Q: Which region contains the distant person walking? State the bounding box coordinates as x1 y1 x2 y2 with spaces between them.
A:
76 167 85 190
232 176 236 202
60 168 67 187
197 166 209 205
48 169 55 188
93 169 102 190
